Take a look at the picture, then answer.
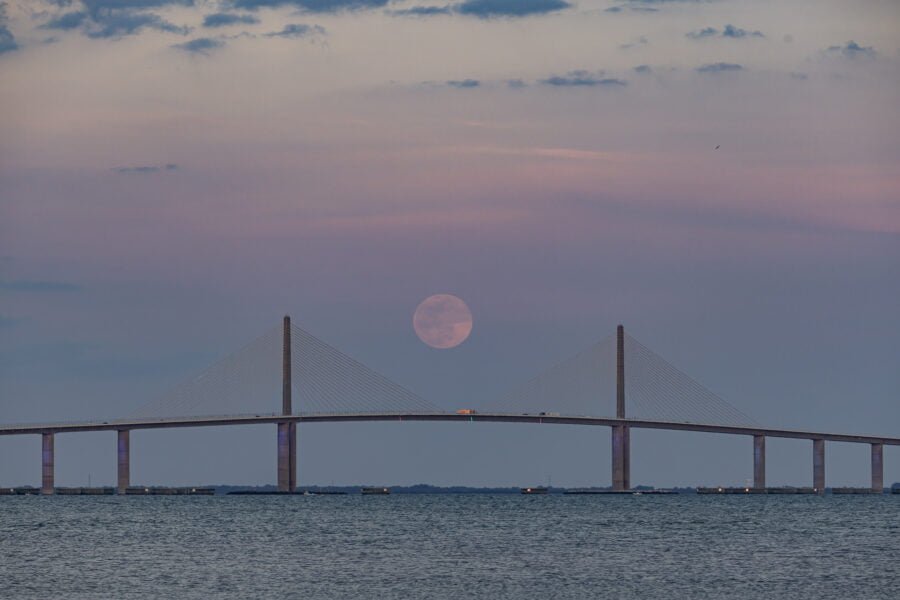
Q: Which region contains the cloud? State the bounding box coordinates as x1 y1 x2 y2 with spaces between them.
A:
113 163 179 173
389 0 571 19
41 4 192 39
722 24 763 38
0 280 81 292
506 78 526 88
0 2 17 54
447 79 480 88
633 64 652 74
80 1 194 10
173 37 224 53
455 0 571 18
687 25 764 40
388 5 452 16
625 0 707 3
86 11 191 38
541 70 627 87
231 0 389 12
826 40 876 59
620 36 648 50
696 62 744 73
686 27 717 40
42 11 89 30
202 13 260 28
264 23 326 38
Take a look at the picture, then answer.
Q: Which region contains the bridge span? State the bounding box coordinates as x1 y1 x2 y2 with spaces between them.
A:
1 317 895 495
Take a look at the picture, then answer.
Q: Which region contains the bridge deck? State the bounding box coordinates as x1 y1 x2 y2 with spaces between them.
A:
0 413 897 446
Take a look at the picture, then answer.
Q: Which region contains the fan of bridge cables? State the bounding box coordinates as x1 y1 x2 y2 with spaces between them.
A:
130 322 443 419
489 331 759 427
288 323 442 415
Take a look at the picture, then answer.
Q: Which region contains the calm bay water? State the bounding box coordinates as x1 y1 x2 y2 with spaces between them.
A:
1 494 898 599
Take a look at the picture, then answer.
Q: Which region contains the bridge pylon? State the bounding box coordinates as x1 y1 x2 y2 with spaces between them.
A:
277 315 297 492
612 324 631 491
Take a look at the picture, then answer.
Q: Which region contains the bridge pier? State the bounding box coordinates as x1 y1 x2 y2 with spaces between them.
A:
117 430 130 494
871 443 883 492
41 432 54 495
753 434 766 489
612 425 629 490
813 438 825 494
277 422 296 492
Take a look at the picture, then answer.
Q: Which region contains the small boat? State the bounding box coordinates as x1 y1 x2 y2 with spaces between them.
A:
361 487 390 495
521 487 549 495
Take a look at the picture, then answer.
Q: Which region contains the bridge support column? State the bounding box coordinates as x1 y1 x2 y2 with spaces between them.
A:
612 425 628 491
753 435 766 489
871 443 883 493
41 432 54 495
612 324 630 491
813 438 825 494
277 315 296 492
277 422 296 492
117 430 130 494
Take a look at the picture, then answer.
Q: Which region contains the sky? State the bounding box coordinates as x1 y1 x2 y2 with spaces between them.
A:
1 0 899 489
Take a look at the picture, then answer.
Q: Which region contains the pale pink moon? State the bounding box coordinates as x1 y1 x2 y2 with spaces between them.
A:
413 294 473 349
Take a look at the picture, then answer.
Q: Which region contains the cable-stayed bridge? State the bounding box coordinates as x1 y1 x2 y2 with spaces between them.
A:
2 317 896 494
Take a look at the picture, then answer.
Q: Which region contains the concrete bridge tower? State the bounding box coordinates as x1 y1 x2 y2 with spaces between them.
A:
612 324 631 491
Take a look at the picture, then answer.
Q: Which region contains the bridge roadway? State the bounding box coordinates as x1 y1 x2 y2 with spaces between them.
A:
2 412 898 446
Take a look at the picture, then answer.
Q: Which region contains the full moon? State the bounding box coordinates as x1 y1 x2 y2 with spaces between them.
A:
413 294 473 349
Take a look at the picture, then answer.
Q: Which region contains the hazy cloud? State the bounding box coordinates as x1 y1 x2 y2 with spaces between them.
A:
506 78 526 88
231 0 389 12
389 1 569 18
826 40 876 59
620 36 648 50
541 71 627 87
173 37 224 53
42 10 89 30
722 24 763 38
41 5 192 39
625 0 706 3
687 25 764 40
447 79 480 88
456 0 571 18
113 163 179 173
0 280 81 292
202 13 260 28
80 0 195 10
633 64 652 74
0 2 17 54
388 5 452 16
87 11 191 38
686 27 717 40
264 23 326 38
696 62 744 73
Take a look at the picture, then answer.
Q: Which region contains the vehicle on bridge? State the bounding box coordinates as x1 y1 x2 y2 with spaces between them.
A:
456 409 477 415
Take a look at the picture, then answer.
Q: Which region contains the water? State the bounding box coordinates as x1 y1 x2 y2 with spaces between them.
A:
1 494 898 599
